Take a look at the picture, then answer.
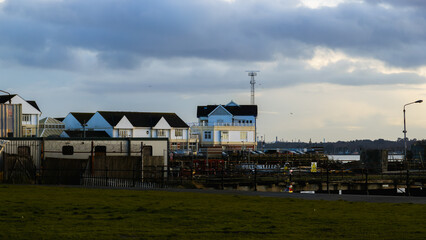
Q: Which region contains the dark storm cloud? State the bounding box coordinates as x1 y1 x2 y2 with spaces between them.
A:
0 0 425 69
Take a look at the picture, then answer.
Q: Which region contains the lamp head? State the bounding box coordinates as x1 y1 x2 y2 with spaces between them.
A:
415 100 423 103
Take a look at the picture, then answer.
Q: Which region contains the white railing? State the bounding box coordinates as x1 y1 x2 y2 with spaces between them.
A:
188 122 255 127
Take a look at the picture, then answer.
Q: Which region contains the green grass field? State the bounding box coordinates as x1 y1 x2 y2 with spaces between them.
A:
0 185 425 239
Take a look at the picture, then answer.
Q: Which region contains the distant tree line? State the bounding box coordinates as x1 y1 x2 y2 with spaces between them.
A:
262 138 422 154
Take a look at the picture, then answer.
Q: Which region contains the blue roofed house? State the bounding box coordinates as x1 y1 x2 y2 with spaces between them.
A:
190 101 258 150
62 112 95 130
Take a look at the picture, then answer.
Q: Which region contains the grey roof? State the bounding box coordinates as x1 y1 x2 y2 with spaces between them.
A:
0 94 41 112
0 94 15 104
39 117 64 125
70 112 95 125
40 129 64 138
197 104 258 117
27 101 41 112
64 130 110 138
97 111 188 128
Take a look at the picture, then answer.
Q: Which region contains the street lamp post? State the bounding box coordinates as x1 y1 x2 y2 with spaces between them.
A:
403 99 422 196
0 90 12 104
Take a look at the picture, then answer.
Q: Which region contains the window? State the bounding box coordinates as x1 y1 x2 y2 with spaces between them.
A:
23 114 31 122
204 131 212 140
62 146 74 155
157 129 166 137
95 146 106 156
240 131 247 141
142 146 153 156
175 129 183 137
221 131 229 140
23 127 33 137
119 130 130 138
18 146 31 156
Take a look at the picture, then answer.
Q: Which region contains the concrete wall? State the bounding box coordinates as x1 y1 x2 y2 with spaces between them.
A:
0 138 169 169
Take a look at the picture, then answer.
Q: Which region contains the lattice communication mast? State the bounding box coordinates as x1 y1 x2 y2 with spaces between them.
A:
247 71 259 105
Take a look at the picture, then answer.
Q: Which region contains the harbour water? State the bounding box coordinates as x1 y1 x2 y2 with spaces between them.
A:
327 154 404 162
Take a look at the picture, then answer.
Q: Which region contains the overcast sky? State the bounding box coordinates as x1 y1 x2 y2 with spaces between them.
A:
1 0 426 142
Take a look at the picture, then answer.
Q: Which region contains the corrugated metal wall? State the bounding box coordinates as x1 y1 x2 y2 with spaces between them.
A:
0 104 22 137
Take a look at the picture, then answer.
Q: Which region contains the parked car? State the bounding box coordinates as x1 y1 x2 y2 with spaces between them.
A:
172 149 192 156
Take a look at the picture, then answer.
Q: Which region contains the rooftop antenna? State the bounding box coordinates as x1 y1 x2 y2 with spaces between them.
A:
246 71 259 105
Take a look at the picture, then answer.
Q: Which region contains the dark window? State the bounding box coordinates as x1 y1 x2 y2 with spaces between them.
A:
62 146 74 155
142 146 153 156
95 146 106 156
18 146 31 156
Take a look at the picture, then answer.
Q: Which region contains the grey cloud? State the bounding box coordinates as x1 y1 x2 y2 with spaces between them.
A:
0 0 426 71
364 0 426 9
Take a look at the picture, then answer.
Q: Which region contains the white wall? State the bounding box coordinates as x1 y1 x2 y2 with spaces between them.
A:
152 129 170 138
133 128 151 137
219 130 255 143
169 128 189 140
11 95 41 115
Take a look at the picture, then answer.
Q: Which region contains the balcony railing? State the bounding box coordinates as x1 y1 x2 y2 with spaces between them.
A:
188 122 255 127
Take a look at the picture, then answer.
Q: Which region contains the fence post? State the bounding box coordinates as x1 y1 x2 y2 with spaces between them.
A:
365 169 369 195
180 168 183 186
190 163 193 181
141 142 144 183
162 166 165 188
326 165 330 194
34 168 38 185
132 165 136 188
254 168 257 191
221 168 224 190
406 168 410 196
105 167 108 187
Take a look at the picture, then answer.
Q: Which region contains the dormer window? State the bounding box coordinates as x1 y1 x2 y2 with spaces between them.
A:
119 130 131 138
157 129 166 137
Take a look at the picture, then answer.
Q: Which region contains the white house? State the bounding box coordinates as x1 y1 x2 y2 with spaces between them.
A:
190 101 258 150
0 94 42 137
64 111 196 150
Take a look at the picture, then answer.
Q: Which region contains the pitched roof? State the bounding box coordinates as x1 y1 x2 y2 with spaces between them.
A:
64 130 110 138
0 94 15 104
27 100 41 112
40 129 64 138
197 104 258 117
0 94 41 112
39 117 64 125
97 111 188 128
70 112 95 125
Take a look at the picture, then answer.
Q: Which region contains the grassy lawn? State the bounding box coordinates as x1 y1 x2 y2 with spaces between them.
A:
0 185 425 239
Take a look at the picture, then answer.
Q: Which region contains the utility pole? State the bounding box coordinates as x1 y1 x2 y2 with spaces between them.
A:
246 71 259 105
